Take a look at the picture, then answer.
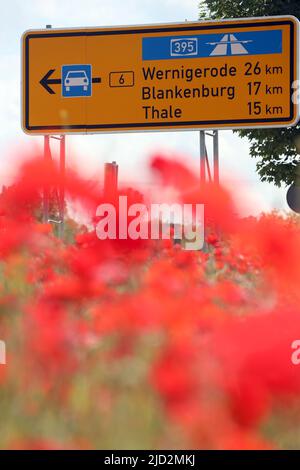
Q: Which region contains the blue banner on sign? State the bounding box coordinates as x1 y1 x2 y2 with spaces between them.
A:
142 30 282 60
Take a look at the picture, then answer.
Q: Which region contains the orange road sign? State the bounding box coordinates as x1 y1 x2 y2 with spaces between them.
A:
22 16 299 135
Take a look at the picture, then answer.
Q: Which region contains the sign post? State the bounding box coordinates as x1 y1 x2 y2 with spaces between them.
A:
200 131 206 184
58 135 65 238
213 130 219 186
22 16 299 134
43 135 50 223
42 135 66 236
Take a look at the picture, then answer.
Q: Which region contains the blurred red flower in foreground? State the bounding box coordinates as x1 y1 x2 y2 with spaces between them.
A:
0 149 299 449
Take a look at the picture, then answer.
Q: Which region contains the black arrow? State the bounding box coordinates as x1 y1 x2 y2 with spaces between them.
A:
40 69 61 94
40 69 102 94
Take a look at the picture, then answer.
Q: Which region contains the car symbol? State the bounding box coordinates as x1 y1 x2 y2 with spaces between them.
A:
64 70 89 91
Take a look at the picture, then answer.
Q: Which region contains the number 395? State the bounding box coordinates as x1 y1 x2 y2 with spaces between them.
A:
170 38 198 57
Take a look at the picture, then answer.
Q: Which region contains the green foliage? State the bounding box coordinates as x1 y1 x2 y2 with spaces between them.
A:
199 0 300 19
199 0 300 186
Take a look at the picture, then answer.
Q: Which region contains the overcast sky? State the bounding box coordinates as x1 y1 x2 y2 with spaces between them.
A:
0 0 290 215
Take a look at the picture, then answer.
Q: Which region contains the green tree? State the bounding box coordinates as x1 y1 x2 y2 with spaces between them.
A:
199 0 300 186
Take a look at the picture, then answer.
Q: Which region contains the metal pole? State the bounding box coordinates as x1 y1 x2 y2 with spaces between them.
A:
205 146 212 183
213 130 219 186
58 135 66 238
104 161 118 199
199 131 206 185
199 131 207 251
43 135 50 223
213 130 220 238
